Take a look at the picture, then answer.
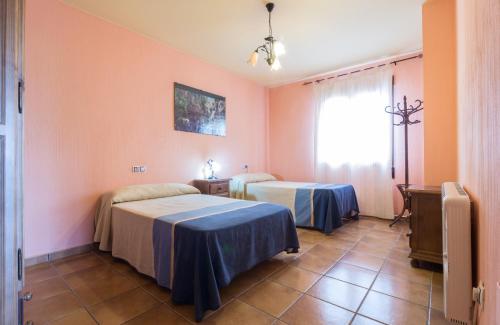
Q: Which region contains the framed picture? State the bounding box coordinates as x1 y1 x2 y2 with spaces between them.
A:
174 83 226 136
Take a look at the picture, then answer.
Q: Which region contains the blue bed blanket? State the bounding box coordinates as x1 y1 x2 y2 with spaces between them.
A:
295 184 359 233
152 200 299 321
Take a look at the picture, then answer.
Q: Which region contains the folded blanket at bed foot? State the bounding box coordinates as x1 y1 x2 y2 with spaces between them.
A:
152 201 300 322
294 184 360 233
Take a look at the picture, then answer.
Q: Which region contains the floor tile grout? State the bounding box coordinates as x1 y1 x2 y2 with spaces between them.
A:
25 217 444 325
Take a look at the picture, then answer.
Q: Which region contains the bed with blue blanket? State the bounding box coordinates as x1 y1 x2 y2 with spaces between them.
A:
230 174 359 233
93 183 299 322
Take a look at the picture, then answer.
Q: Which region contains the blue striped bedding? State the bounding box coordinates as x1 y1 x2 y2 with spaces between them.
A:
151 200 299 321
294 184 359 232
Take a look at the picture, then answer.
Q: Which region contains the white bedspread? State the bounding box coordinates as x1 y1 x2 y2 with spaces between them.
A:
94 183 200 251
110 194 236 278
243 181 316 217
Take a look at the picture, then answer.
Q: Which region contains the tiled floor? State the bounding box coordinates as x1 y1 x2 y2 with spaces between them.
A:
24 217 452 325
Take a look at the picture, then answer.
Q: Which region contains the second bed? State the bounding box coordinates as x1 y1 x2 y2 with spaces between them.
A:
230 173 360 233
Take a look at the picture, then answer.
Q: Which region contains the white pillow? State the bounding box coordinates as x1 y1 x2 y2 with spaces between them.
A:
112 183 200 204
231 173 276 184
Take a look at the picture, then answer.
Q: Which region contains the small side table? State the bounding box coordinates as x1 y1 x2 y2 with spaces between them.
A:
193 178 231 198
406 185 443 267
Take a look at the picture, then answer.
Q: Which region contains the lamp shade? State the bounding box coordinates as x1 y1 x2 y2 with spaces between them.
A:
270 57 282 71
248 51 259 66
273 40 286 57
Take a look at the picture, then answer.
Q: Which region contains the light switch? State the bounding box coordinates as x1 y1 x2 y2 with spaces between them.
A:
132 165 147 173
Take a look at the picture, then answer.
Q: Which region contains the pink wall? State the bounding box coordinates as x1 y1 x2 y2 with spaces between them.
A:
456 0 500 323
24 0 269 258
268 59 424 213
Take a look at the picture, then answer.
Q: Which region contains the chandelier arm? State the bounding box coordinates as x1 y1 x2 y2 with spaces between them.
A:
256 45 270 55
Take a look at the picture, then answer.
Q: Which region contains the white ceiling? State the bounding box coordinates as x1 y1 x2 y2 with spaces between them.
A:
62 0 425 87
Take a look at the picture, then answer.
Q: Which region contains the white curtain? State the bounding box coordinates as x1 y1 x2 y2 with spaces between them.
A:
314 67 394 219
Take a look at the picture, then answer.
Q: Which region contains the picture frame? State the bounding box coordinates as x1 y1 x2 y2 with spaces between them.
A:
174 82 226 136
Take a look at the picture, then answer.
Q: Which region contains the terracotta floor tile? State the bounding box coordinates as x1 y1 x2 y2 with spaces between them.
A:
142 282 172 303
23 277 70 302
340 221 374 231
204 300 275 325
109 261 152 285
24 217 440 325
240 280 302 317
366 229 401 241
321 237 356 250
165 302 214 322
376 221 408 233
88 288 160 325
431 285 444 311
429 308 453 324
351 315 384 325
359 235 396 248
358 291 428 325
280 295 354 325
249 259 287 279
272 251 301 263
335 227 371 238
325 262 377 288
24 291 82 325
297 240 315 254
64 265 139 305
372 273 430 306
356 219 379 229
219 271 262 301
25 263 58 284
307 277 367 311
297 230 327 244
380 260 432 285
63 264 116 288
271 265 321 292
432 272 444 287
372 221 402 233
393 238 411 250
53 253 104 275
351 241 390 258
291 252 338 274
123 304 190 325
48 308 97 325
307 244 346 260
327 231 360 243
94 250 115 263
340 251 385 271
333 230 365 241
386 248 411 262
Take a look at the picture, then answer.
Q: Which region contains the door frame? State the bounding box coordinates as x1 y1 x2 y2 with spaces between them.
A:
0 0 24 324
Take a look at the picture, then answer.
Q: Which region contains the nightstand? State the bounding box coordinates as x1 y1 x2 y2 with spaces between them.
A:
193 178 231 198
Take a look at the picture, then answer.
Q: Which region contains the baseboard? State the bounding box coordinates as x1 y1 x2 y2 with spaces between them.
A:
24 243 95 267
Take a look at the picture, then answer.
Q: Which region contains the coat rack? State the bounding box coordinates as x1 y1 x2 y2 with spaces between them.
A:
385 96 424 227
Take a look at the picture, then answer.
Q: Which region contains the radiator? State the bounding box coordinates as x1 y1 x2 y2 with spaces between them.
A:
441 182 472 325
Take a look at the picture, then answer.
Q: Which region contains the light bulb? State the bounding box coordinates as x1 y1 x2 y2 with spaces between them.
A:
212 161 221 172
273 40 286 57
248 51 259 66
270 57 282 71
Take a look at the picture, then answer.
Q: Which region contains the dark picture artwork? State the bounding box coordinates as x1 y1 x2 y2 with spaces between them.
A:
174 83 226 136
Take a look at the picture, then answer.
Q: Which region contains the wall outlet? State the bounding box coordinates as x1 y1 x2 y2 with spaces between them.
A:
242 164 249 172
132 165 147 173
472 282 485 309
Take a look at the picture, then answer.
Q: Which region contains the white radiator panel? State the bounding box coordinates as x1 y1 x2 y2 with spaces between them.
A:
442 182 472 325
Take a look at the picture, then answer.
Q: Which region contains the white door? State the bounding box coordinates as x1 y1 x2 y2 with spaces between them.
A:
0 0 24 324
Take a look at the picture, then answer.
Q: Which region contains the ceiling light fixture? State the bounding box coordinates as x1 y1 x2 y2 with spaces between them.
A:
248 2 285 71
